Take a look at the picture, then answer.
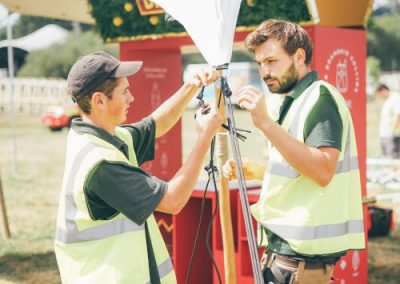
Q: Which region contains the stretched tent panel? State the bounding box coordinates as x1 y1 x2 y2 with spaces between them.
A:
152 0 242 66
1 0 95 24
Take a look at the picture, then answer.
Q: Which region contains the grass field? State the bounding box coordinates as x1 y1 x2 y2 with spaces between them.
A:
0 99 399 283
0 114 62 283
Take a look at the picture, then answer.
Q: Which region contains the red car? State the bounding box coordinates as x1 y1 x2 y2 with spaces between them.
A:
40 102 80 131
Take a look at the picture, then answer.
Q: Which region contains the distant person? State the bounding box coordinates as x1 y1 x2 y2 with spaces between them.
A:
54 51 222 283
224 19 365 284
376 83 400 159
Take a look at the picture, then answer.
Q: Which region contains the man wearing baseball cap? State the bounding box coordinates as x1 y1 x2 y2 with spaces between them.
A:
54 51 222 283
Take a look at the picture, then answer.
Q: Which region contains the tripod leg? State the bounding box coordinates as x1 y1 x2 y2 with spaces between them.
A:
0 171 11 239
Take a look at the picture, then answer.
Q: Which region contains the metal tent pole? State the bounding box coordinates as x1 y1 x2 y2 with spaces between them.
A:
6 11 18 174
221 76 263 284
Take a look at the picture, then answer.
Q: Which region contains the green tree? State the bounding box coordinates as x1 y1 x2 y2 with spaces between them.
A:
17 31 118 78
366 56 381 89
367 14 400 71
0 15 93 39
13 15 74 37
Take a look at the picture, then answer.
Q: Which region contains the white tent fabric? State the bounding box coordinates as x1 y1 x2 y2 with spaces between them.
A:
1 0 95 24
153 0 242 67
0 24 69 52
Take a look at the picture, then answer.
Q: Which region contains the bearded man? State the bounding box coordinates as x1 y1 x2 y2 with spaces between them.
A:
224 19 365 284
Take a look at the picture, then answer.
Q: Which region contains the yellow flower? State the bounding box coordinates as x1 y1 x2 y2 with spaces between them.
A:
149 16 159 26
246 0 255 7
113 16 123 27
124 2 134 12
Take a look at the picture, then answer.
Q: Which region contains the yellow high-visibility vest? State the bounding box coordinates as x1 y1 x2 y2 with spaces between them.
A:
54 126 176 283
251 81 366 255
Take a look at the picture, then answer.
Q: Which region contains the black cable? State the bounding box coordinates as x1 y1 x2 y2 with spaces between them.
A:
185 85 225 284
185 177 211 284
203 87 224 284
186 77 252 284
185 139 222 284
205 137 223 284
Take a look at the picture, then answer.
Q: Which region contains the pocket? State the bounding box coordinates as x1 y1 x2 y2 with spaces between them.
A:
292 264 334 284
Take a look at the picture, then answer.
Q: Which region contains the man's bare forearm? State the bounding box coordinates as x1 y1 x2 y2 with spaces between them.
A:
152 82 199 138
156 133 213 214
259 120 339 186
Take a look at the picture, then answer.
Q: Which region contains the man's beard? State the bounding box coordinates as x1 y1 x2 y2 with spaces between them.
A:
264 62 298 94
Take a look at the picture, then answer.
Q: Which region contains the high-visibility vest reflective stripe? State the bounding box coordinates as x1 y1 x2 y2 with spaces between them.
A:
55 126 176 283
251 81 365 255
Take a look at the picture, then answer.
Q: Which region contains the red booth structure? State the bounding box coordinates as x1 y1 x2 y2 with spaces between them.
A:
121 26 368 284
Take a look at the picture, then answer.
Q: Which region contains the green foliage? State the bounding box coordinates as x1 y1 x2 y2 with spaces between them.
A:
17 31 118 79
12 15 74 38
0 15 94 39
89 0 185 40
182 50 253 71
237 0 310 27
367 14 400 71
367 56 381 84
88 0 310 41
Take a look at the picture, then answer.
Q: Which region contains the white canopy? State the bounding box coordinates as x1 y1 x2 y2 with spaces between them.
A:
0 24 69 52
1 0 95 24
153 0 242 67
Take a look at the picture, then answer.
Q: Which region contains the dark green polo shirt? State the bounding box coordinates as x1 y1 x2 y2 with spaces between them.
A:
267 71 345 262
72 116 166 284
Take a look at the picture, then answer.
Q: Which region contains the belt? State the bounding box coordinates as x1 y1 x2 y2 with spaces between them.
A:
273 254 326 270
265 251 327 271
263 252 335 284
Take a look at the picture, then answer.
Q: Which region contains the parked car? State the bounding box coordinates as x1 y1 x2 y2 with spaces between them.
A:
40 102 80 131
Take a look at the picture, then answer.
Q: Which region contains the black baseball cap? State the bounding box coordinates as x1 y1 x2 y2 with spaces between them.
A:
67 51 142 101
